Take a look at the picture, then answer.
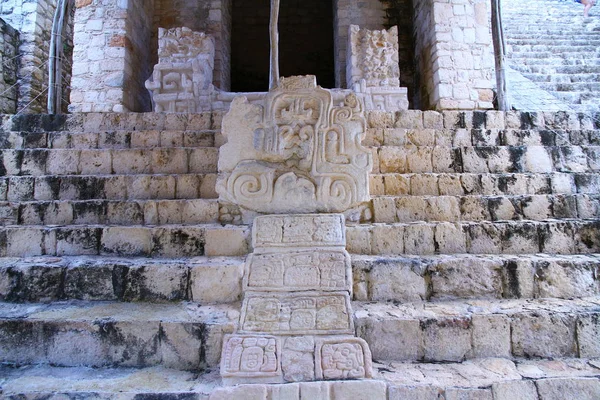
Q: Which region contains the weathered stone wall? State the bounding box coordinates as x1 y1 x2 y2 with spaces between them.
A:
0 18 19 114
414 0 495 110
125 0 154 112
1 0 56 113
334 0 387 89
153 0 231 90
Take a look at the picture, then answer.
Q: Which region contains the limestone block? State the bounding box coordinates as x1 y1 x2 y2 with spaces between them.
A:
511 312 577 357
467 223 502 253
204 226 248 257
438 174 463 196
577 314 600 357
4 265 65 302
346 225 372 255
100 227 153 256
502 222 539 254
426 196 460 222
535 378 600 400
384 174 410 195
220 334 283 384
282 336 315 382
488 197 521 221
131 130 160 148
189 148 218 173
471 314 511 357
435 222 467 254
432 147 459 173
239 291 353 335
430 257 501 299
521 195 552 220
270 383 301 400
46 149 80 175
445 388 493 400
574 221 600 253
406 147 433 173
151 148 188 174
253 214 345 249
411 174 439 196
129 175 176 200
329 380 387 400
245 250 351 292
44 321 106 367
389 386 444 400
503 259 535 299
112 149 151 174
535 259 597 299
55 227 101 256
395 197 427 222
404 224 435 255
422 317 472 362
190 259 244 304
492 381 538 400
315 336 372 379
370 176 385 197
160 322 204 370
379 147 407 173
64 264 116 300
152 227 205 257
20 150 47 176
200 174 218 199
371 224 404 255
524 146 554 173
217 78 372 214
6 228 46 257
106 201 143 225
357 317 422 360
383 128 406 145
122 264 188 302
372 197 396 223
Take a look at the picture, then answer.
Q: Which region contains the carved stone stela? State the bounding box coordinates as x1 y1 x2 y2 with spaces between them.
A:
220 214 373 385
347 25 409 112
145 27 215 112
217 75 372 216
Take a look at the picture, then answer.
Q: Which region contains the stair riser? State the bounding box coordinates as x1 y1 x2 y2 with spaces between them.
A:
0 225 250 258
0 319 226 370
0 130 216 150
365 128 600 147
2 256 597 304
376 146 600 174
0 260 244 304
357 309 600 362
372 194 599 223
0 148 218 176
0 199 219 226
0 174 218 202
353 256 600 302
347 220 600 256
371 173 599 197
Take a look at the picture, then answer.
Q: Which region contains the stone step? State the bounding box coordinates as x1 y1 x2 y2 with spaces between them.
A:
375 145 600 174
3 253 597 305
515 64 600 75
0 224 250 258
365 127 600 147
370 172 600 197
352 254 600 302
508 45 600 53
3 112 222 133
371 193 598 223
523 73 600 84
507 39 600 46
355 297 600 362
0 147 218 176
0 129 217 150
0 173 218 202
346 220 600 256
2 359 600 399
0 300 236 370
539 82 600 93
507 57 600 66
0 256 245 304
0 198 219 226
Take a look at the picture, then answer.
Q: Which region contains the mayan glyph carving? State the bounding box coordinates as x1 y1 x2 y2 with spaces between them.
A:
347 25 409 112
245 250 351 292
220 214 372 385
145 27 215 112
315 337 373 380
221 334 282 384
217 76 372 215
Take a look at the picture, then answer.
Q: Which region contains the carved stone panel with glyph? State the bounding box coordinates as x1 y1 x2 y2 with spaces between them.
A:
221 334 283 384
252 214 346 249
315 336 373 380
244 250 352 292
217 76 372 214
239 291 353 335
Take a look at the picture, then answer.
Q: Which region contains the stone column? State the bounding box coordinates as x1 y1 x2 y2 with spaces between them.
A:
414 0 495 110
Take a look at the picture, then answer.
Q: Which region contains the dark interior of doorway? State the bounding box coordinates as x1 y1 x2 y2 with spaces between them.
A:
231 0 335 92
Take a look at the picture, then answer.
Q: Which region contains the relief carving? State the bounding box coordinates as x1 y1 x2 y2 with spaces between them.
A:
252 214 346 249
239 291 353 335
217 76 372 215
315 337 373 380
145 27 215 112
347 25 409 112
245 250 351 292
221 334 283 383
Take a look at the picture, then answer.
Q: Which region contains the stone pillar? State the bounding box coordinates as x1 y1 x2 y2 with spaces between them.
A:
69 0 154 113
0 18 19 114
414 0 495 110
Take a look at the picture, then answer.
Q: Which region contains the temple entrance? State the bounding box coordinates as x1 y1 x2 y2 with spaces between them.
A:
231 0 335 92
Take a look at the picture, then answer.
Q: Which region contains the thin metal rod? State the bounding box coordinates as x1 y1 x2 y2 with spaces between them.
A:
269 0 280 90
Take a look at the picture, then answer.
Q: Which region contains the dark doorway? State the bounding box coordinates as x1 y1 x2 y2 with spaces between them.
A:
231 0 335 92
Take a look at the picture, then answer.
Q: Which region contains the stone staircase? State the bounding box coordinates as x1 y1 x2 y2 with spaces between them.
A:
1 110 600 399
503 0 600 113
